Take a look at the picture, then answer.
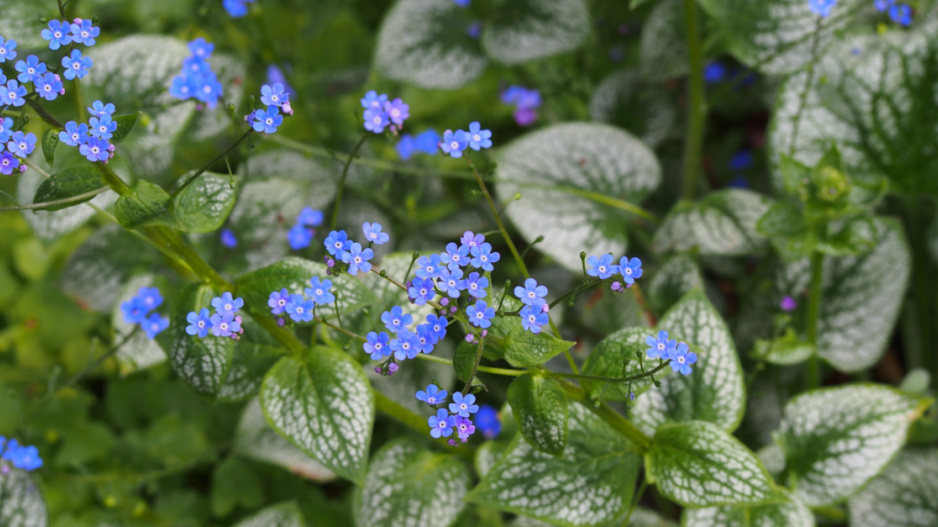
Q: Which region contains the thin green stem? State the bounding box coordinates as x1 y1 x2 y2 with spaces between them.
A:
0 187 109 212
331 133 369 230
415 354 524 377
682 0 706 201
560 381 651 453
73 79 87 123
549 359 671 385
93 161 131 196
461 338 486 395
805 251 824 389
467 158 529 278
173 130 253 197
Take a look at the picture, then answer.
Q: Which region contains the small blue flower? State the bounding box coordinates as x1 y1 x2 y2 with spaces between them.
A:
520 304 548 334
670 342 698 375
729 150 753 172
70 19 101 46
169 76 196 100
703 62 726 84
89 115 117 140
194 74 224 108
0 152 19 175
35 73 63 102
441 242 470 271
414 324 436 353
408 278 436 305
210 312 241 337
438 268 465 298
182 57 211 77
416 384 448 405
342 242 374 275
469 243 500 272
360 90 387 110
464 272 488 299
396 134 416 160
449 392 479 418
383 98 409 126
221 229 238 248
253 106 284 134
6 132 36 158
363 221 389 244
453 0 471 6
1 80 28 107
440 129 469 158
424 314 447 341
15 56 46 83
455 416 475 442
363 108 389 133
428 408 457 438
889 4 912 26
460 231 485 250
79 137 110 163
223 0 252 17
260 83 289 107
297 207 323 226
364 331 391 360
143 313 169 339
618 257 643 285
62 49 92 80
60 121 89 147
466 121 492 151
514 278 548 306
285 294 314 322
874 0 892 11
121 298 148 324
807 0 837 17
381 306 413 333
475 405 501 439
306 277 335 305
415 254 445 280
466 21 483 39
466 300 495 329
645 330 676 360
415 129 441 155
188 38 214 60
587 254 617 279
2 440 42 471
324 230 351 258
390 330 420 360
0 38 14 63
40 21 71 50
268 289 291 315
136 287 163 311
212 292 244 317
87 100 115 118
0 117 13 143
287 224 313 250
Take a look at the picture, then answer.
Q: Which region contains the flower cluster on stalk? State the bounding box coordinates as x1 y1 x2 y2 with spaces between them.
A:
416 384 480 444
646 330 697 376
60 100 119 163
0 437 42 472
186 292 245 340
288 207 324 250
439 122 491 159
396 129 441 160
268 276 335 326
586 253 643 293
500 86 541 126
247 82 292 134
0 117 34 175
360 90 409 134
121 287 170 339
170 38 224 109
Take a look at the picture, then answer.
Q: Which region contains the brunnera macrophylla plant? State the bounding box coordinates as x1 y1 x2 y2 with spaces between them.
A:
0 0 937 526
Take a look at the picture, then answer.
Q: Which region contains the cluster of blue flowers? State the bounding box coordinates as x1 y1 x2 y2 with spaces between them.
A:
121 287 170 340
873 0 912 26
287 207 323 250
360 90 409 134
586 253 643 292
248 83 292 135
268 276 334 325
186 292 245 339
0 436 42 471
396 129 441 160
60 100 119 163
224 0 257 17
646 330 698 375
514 278 550 334
501 86 541 127
416 384 479 444
439 122 492 159
169 38 223 109
365 308 448 371
0 118 35 176
322 222 389 276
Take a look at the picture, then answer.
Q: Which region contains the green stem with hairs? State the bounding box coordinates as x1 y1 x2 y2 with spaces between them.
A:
331 133 369 230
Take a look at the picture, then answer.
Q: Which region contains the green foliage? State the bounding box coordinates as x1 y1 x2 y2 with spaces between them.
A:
168 283 235 397
507 373 568 456
32 167 107 211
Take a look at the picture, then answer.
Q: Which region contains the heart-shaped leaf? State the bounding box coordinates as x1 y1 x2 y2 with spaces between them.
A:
169 173 237 233
114 180 172 229
218 320 283 403
0 469 47 527
15 166 118 241
581 327 672 402
481 0 590 65
507 373 568 457
848 449 938 527
168 283 234 398
653 189 773 256
638 0 688 82
32 166 107 212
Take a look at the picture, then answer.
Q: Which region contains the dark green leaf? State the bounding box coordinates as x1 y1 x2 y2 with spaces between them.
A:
848 449 938 527
589 69 679 149
581 327 671 402
507 374 568 457
32 166 106 211
168 283 234 398
0 468 47 527
110 113 140 144
41 128 58 167
481 0 590 65
211 457 264 517
169 173 237 233
454 341 478 383
654 189 773 256
232 502 306 527
114 179 172 229
218 319 284 403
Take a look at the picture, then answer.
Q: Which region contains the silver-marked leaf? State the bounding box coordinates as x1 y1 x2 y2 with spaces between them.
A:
354 438 471 527
32 166 106 211
647 253 703 314
467 403 642 527
169 173 236 233
0 468 47 527
776 384 927 507
375 0 487 89
0 2 55 48
259 348 375 484
232 502 305 527
218 320 283 403
233 398 336 482
653 189 773 256
631 289 745 434
496 123 662 273
481 0 590 65
848 449 938 527
697 0 865 76
111 275 167 374
589 69 679 149
581 327 672 402
645 421 779 507
683 489 814 527
475 440 510 479
168 283 234 398
508 374 568 457
638 0 688 82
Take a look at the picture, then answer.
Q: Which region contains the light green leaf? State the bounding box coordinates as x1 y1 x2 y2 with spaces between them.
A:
482 0 590 65
645 421 779 507
218 320 283 403
496 123 662 273
110 114 140 144
0 469 47 527
508 374 568 457
354 438 471 527
114 180 172 229
752 329 814 366
31 166 107 212
168 283 234 398
653 189 773 256
211 457 264 517
848 449 938 527
111 275 167 374
15 164 118 242
0 2 55 48
581 327 672 402
776 384 928 507
638 0 687 82
234 398 336 482
467 403 642 527
631 289 746 434
502 325 575 368
589 69 678 149
169 173 236 233
475 440 510 478
647 253 703 314
232 502 306 527
375 0 487 89
259 348 375 484
683 489 815 527
41 129 58 167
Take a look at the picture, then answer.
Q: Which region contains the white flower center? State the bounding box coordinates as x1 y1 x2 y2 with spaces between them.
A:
296 307 304 313
658 343 664 350
473 134 480 141
678 356 685 364
625 268 632 275
198 321 205 328
278 299 286 306
427 396 436 403
271 95 279 102
220 322 228 330
450 141 459 149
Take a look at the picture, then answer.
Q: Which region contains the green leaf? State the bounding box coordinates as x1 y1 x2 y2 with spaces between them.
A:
848 449 938 527
218 320 283 403
481 0 590 65
235 257 376 318
232 502 306 527
110 113 140 144
0 468 48 527
683 489 815 527
234 398 336 482
467 403 642 527
211 457 265 517
647 253 704 314
111 275 167 374
776 384 928 507
654 189 773 256
581 327 672 402
168 283 234 398
169 173 237 233
752 329 814 366
114 180 173 229
15 167 118 242
41 129 58 167
496 123 662 273
757 202 806 239
501 325 575 368
507 374 568 457
0 2 55 48
354 438 471 527
454 341 478 383
374 0 487 89
589 69 679 149
32 166 107 211
645 421 779 507
815 216 877 257
259 347 375 485
632 289 746 434
638 0 687 82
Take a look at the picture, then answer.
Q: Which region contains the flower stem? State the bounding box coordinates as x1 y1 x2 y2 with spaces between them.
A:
682 0 706 201
172 130 253 198
331 132 369 230
805 251 824 389
559 381 651 453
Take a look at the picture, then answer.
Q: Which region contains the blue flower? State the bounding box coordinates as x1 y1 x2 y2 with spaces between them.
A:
35 73 63 102
807 0 837 17
297 207 323 227
143 313 169 339
415 129 441 155
360 90 387 110
874 0 892 11
703 61 726 84
212 292 244 317
266 65 295 98
645 330 676 360
514 278 548 306
121 298 148 324
449 392 479 418
185 308 212 338
40 21 71 50
455 416 475 442
260 83 289 107
520 304 548 334
464 272 488 298
396 134 416 160
669 342 697 375
188 38 214 60
416 384 448 405
0 117 12 143
220 228 238 248
324 230 351 258
79 138 110 163
587 254 617 279
268 289 291 315
466 21 482 39
342 242 374 275
15 56 46 83
441 242 470 270
287 224 313 250
253 106 284 134
70 19 101 46
362 221 389 244
169 76 196 100
223 0 253 17
89 115 117 140
390 330 420 360
424 314 447 341
210 312 241 337
408 278 436 305
62 49 92 80
306 277 335 305
285 294 314 322
460 231 485 250
383 98 409 126
6 132 36 157
381 306 413 333
363 108 389 133
88 100 116 118
2 440 42 471
618 257 643 285
475 405 501 439
60 121 89 147
466 300 495 329
182 57 211 77
364 331 391 360
1 80 27 107
729 150 753 172
0 153 20 175
453 0 471 6
415 254 445 280
466 121 492 151
414 324 437 353
0 38 14 62
440 129 469 158
428 408 457 438
438 268 466 298
469 243 500 272
136 287 163 311
889 4 912 25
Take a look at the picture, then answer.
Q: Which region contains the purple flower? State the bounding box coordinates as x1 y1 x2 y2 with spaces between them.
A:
363 221 389 244
520 305 548 334
645 330 676 360
364 331 391 360
618 257 643 285
466 121 492 151
0 152 20 175
285 294 314 322
79 137 110 163
440 129 469 158
464 272 488 298
306 277 335 305
287 224 313 250
449 392 479 417
441 242 470 270
268 289 291 315
586 254 617 279
469 243 500 272
408 278 436 305
416 384 448 405
514 278 548 307
514 107 538 127
383 98 409 127
186 308 212 338
780 296 798 312
455 416 476 441
466 300 495 329
381 306 413 333
428 409 457 438
669 342 698 375
40 21 71 50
